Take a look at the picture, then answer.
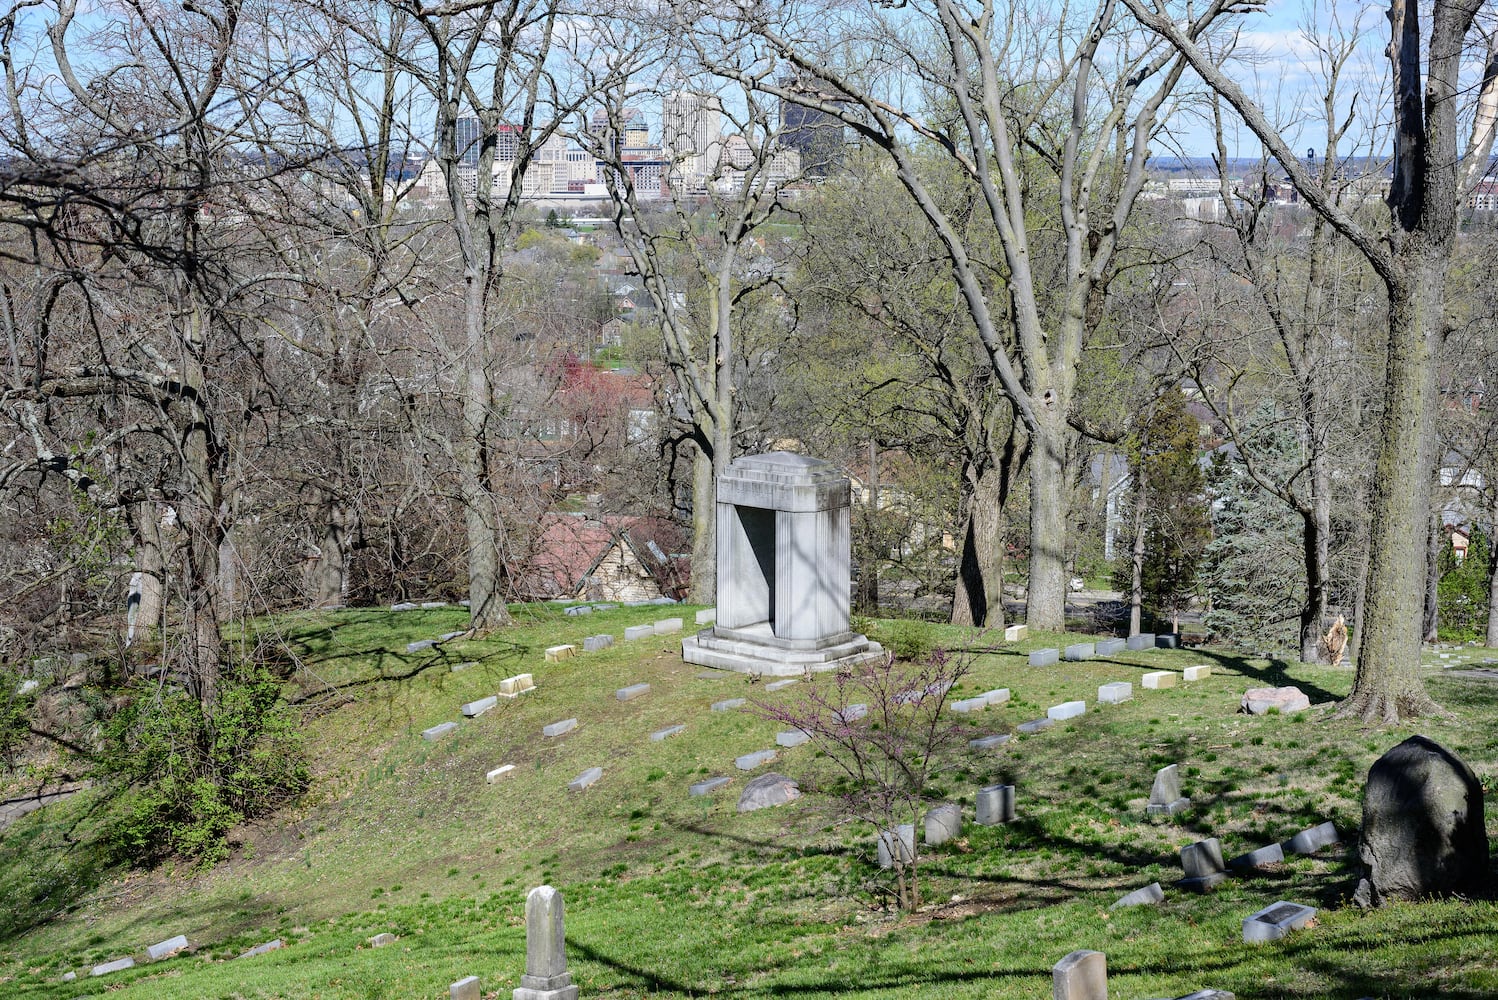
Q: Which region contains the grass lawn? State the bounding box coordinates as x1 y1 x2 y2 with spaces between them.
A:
1 607 1495 999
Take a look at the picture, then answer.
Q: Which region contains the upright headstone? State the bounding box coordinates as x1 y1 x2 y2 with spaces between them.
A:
876 824 916 868
1053 949 1107 1000
1029 648 1060 667
513 886 579 1000
682 453 883 675
1125 634 1155 650
1064 642 1095 661
1178 838 1227 892
976 783 1016 825
1095 638 1126 655
452 975 482 1000
924 804 962 846
1353 735 1488 907
1147 764 1190 817
1111 882 1164 908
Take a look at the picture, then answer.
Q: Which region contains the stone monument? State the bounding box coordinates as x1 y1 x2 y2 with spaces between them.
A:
682 452 883 675
513 885 579 1000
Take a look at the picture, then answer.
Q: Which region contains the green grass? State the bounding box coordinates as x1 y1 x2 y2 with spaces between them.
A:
2 610 1497 998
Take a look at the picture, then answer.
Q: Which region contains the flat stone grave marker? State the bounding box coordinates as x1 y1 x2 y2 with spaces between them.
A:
1111 882 1164 908
776 730 810 748
969 733 1010 749
1098 681 1132 704
1179 837 1227 892
1052 949 1107 1000
407 639 436 653
876 824 916 868
837 703 868 722
499 673 536 697
1147 764 1190 817
1241 685 1310 715
735 749 777 770
392 602 418 612
650 725 685 741
764 678 798 692
738 772 801 811
1095 638 1126 655
1141 671 1177 689
91 957 135 977
1284 821 1339 855
690 776 731 796
420 601 447 609
976 783 1016 825
1228 842 1284 870
1157 634 1179 648
583 635 613 652
544 645 575 663
1064 642 1095 661
1126 633 1156 650
695 608 717 625
653 617 683 635
564 605 593 616
438 631 466 641
451 661 478 673
461 695 498 718
1004 623 1028 641
1242 900 1316 944
624 625 654 641
451 975 481 1000
147 934 188 960
542 718 577 738
568 767 602 792
1029 647 1060 667
711 698 745 711
1017 717 1054 734
924 804 962 846
981 688 1011 705
1183 665 1211 681
422 721 458 741
487 764 516 783
368 933 397 947
237 939 284 959
1047 700 1085 722
616 683 650 702
950 696 988 713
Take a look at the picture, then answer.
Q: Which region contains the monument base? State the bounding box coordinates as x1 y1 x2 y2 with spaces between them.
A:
514 973 579 1000
683 625 886 676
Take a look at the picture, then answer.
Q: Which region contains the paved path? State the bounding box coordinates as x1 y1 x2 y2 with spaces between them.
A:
0 785 85 832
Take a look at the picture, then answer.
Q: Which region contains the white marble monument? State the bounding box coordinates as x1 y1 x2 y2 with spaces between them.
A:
682 452 884 675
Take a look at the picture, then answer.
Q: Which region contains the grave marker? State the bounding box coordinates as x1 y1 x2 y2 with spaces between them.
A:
1242 900 1316 944
950 696 989 713
391 602 418 612
690 776 731 796
924 804 962 846
1111 882 1164 908
624 625 654 641
499 674 536 697
735 749 777 770
583 635 614 652
452 975 481 1000
1029 647 1060 666
1178 838 1227 892
1052 949 1107 1000
567 767 602 792
421 601 448 609
1095 638 1126 655
650 725 686 741
615 683 650 702
1228 843 1283 870
968 734 1010 749
737 772 801 811
542 718 577 738
1182 665 1211 681
1064 642 1095 661
1156 634 1179 649
1017 717 1054 734
1098 681 1132 704
776 730 810 748
1284 821 1339 855
487 765 516 783
90 957 135 977
147 934 188 960
407 640 436 653
1147 764 1190 817
439 631 466 641
461 696 498 718
695 608 717 625
1047 700 1085 722
876 824 916 868
368 933 397 947
1240 686 1309 714
422 722 458 741
1126 634 1155 650
513 885 579 1000
544 645 575 663
764 678 798 692
564 606 593 616
451 662 478 673
976 783 1016 824
711 698 746 712
1141 671 1176 689
981 688 1011 705
237 939 284 959
1004 623 1029 641
654 617 684 635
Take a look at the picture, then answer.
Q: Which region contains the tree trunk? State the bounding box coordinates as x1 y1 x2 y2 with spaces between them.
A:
127 501 165 647
307 500 351 609
1298 507 1330 663
1487 493 1498 647
689 444 716 604
952 467 1005 627
1423 509 1442 643
1026 409 1069 630
1128 467 1147 637
1340 262 1444 721
461 276 512 631
857 440 880 614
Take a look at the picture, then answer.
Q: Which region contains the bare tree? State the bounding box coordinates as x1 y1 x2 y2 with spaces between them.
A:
1125 0 1498 720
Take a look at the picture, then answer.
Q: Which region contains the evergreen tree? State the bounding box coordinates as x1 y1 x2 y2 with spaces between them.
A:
1199 407 1305 652
1437 529 1490 643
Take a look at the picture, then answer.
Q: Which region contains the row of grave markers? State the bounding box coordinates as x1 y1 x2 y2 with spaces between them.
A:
66 932 286 982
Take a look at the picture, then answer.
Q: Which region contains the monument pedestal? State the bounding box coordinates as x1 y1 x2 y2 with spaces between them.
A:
682 453 884 676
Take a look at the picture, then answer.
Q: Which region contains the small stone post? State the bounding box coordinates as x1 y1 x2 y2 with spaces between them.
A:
513 885 579 1000
1053 949 1107 1000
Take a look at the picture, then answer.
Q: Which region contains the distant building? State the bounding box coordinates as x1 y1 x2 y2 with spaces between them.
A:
515 513 689 602
663 90 723 187
778 75 849 177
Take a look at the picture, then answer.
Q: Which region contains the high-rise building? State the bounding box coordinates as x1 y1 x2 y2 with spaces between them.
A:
662 90 723 174
778 77 848 177
455 117 483 168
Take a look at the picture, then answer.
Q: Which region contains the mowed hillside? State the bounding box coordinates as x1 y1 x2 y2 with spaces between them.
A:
2 604 1497 999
